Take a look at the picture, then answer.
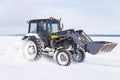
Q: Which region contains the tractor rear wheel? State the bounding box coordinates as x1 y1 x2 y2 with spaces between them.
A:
23 40 41 61
55 50 72 66
73 49 85 62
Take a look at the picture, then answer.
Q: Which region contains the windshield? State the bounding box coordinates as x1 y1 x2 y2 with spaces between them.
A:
48 21 59 33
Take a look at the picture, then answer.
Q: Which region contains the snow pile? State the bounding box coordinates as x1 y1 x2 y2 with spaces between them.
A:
0 36 120 80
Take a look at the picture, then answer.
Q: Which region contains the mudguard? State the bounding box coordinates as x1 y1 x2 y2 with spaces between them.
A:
22 33 40 40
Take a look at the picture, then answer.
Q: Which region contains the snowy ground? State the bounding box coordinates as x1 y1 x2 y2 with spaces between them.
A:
0 36 120 80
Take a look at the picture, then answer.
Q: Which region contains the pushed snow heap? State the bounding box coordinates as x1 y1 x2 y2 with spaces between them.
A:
22 17 117 66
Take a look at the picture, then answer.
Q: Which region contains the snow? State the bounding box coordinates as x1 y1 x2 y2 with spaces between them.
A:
0 36 120 80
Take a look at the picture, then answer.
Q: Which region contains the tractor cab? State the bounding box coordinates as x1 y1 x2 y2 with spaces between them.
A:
28 17 62 47
28 17 61 35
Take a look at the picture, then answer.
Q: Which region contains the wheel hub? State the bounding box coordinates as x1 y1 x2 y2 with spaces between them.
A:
57 52 69 65
60 54 67 62
27 45 35 55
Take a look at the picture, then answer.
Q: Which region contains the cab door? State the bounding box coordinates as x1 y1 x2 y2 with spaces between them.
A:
38 21 50 46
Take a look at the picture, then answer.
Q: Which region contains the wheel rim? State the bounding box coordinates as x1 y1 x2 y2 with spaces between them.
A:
57 52 69 65
24 41 37 60
27 44 36 55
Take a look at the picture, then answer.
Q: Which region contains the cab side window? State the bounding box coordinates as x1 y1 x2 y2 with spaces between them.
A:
29 23 37 33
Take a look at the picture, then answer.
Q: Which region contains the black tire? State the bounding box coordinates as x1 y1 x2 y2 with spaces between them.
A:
23 39 42 61
55 49 72 66
73 49 85 62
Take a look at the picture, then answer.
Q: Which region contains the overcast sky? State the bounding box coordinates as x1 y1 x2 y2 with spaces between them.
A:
0 0 120 35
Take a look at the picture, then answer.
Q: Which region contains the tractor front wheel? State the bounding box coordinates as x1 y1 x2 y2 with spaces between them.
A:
55 50 72 66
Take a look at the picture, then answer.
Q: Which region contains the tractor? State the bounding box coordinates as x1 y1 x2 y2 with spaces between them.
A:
22 17 117 66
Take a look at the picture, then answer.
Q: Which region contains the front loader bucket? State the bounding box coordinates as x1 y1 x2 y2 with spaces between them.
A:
87 41 117 55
